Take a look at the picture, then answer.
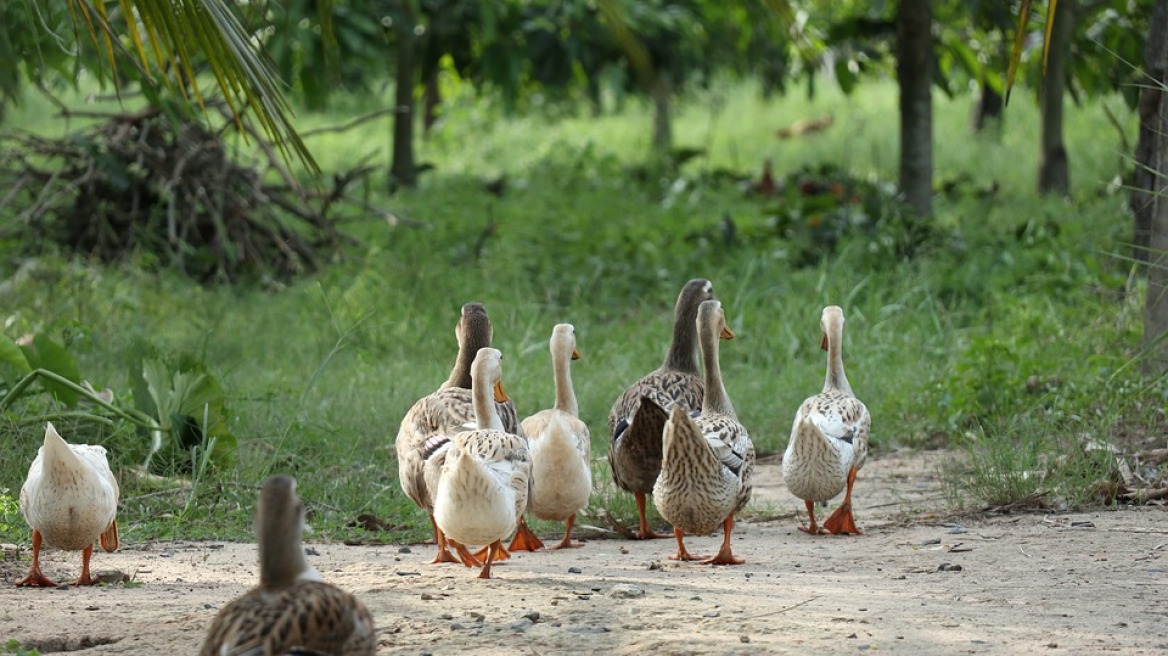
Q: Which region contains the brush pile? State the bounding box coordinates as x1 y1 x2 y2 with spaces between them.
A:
0 102 389 282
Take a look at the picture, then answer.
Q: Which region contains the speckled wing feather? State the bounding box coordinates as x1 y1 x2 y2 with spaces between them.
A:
200 581 376 656
396 387 523 512
699 415 756 514
654 407 751 536
608 370 703 495
783 390 870 502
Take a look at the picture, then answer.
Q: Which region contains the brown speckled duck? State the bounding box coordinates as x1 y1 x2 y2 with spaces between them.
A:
520 323 591 550
200 475 376 655
654 300 754 564
433 348 531 579
608 279 715 539
783 305 871 535
16 422 119 587
395 302 523 564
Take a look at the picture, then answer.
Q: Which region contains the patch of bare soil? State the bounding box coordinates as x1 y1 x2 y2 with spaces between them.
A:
2 450 1166 655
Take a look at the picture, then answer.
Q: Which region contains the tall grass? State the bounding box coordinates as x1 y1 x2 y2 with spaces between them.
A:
0 77 1150 542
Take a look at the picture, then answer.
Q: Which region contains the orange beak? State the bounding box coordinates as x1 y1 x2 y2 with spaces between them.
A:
820 332 829 351
494 381 509 403
571 348 582 360
720 325 735 340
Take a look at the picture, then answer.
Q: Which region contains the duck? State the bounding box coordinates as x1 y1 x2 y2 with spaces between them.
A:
783 305 870 535
653 300 754 565
433 347 531 579
395 302 523 565
608 278 715 539
16 422 119 587
199 475 376 655
519 323 591 551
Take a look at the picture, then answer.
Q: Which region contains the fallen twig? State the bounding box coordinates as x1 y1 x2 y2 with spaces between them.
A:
748 595 821 619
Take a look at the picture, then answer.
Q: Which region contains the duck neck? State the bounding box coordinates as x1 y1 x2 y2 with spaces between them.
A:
474 380 505 431
664 303 701 374
257 517 308 589
552 348 578 417
823 322 852 395
700 326 735 418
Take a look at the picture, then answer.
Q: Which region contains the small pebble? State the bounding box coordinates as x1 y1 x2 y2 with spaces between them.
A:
740 636 751 643
568 567 582 574
577 594 592 601
918 538 942 546
420 593 435 601
469 611 486 622
450 623 466 631
304 547 320 556
703 611 720 618
509 619 533 632
568 626 610 634
647 561 663 571
439 613 453 620
937 563 964 572
516 609 539 622
611 584 645 599
398 546 412 554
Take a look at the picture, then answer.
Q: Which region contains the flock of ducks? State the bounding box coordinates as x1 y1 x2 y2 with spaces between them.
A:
11 278 870 655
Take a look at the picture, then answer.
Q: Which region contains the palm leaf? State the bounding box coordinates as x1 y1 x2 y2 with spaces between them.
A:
60 0 318 174
1005 0 1059 106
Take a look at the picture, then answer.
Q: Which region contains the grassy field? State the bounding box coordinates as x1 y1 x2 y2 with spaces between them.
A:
0 78 1153 546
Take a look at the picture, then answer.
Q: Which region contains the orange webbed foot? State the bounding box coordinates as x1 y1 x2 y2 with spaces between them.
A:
15 570 56 587
822 503 862 535
508 518 545 552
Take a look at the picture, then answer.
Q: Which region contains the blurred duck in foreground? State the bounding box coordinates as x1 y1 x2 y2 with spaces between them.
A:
200 475 376 655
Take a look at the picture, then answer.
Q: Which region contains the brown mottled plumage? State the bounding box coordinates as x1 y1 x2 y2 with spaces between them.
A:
654 300 754 565
521 323 591 550
395 302 522 564
608 279 715 539
200 476 375 656
783 305 871 535
433 348 531 579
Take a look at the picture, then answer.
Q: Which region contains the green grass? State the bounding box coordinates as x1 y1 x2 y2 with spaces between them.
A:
0 76 1153 545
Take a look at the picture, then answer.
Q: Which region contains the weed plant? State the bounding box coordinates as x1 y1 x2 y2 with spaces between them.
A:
0 79 1154 545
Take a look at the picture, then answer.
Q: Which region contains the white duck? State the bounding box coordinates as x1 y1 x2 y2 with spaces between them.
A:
200 475 376 655
16 422 119 587
520 323 591 550
654 300 754 564
433 348 531 579
783 305 871 535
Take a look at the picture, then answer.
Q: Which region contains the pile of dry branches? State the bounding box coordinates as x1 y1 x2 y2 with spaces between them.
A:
0 98 406 282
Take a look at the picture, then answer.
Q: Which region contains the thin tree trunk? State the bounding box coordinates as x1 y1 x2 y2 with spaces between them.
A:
1037 0 1074 196
897 0 933 217
1143 1 1168 374
1132 0 1168 262
650 70 672 156
390 23 417 190
423 70 441 137
971 77 1003 135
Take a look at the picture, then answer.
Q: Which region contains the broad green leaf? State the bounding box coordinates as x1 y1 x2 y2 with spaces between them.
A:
0 334 31 387
20 335 82 406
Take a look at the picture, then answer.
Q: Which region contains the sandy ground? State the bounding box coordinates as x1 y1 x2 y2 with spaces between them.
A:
2 450 1166 655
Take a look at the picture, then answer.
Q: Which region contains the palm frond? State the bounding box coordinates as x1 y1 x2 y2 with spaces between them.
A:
61 0 318 174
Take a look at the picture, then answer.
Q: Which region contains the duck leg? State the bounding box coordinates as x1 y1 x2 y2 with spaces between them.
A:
702 516 745 565
822 466 862 535
478 540 504 579
634 492 670 539
472 542 512 563
448 539 482 568
15 529 56 587
548 514 585 550
797 499 830 535
668 527 709 561
507 516 545 551
429 516 461 564
68 545 100 586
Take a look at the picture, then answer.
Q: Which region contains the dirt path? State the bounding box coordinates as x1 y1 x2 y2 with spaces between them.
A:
2 450 1165 655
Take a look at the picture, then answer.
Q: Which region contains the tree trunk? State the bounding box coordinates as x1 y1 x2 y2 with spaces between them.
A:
423 70 441 137
1132 0 1168 262
971 77 1003 135
897 0 933 218
650 70 672 156
1037 0 1074 196
390 25 417 190
1143 1 1168 374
